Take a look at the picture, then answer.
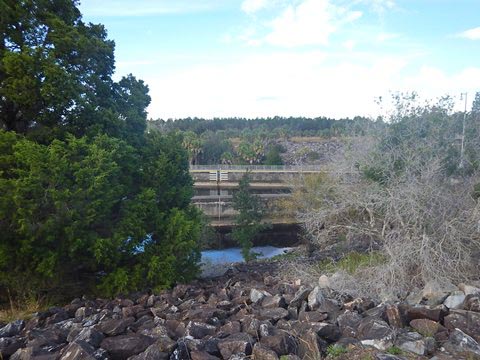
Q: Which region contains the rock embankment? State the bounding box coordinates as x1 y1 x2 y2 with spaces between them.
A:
1 262 480 360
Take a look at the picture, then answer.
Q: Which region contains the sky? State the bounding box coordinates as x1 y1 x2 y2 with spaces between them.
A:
79 0 480 120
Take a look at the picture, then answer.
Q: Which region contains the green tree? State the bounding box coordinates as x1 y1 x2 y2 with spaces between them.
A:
264 145 284 165
231 172 268 261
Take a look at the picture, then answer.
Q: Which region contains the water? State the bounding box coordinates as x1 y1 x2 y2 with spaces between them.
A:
201 245 292 264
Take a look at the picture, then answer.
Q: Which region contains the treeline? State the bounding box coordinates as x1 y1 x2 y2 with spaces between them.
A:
148 116 375 138
0 1 201 301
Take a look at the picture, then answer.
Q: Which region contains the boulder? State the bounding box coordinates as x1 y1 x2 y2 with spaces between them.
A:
409 318 444 336
261 296 286 309
217 333 254 359
0 320 25 338
190 351 220 360
250 289 271 304
337 311 362 337
297 329 326 360
444 310 480 341
71 328 104 348
259 333 296 355
315 323 341 343
443 328 480 357
357 318 394 351
307 287 324 311
443 291 466 310
97 317 135 336
257 308 289 322
464 293 480 312
186 321 216 339
252 343 278 360
59 340 96 360
289 286 311 308
385 304 403 328
0 336 25 358
101 334 155 360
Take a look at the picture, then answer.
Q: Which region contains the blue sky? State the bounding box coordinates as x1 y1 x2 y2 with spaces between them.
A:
79 0 480 119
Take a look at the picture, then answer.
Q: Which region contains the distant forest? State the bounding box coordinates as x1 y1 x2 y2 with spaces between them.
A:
148 116 377 137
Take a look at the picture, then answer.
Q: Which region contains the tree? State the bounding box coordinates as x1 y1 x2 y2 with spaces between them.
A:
0 0 149 145
231 172 268 261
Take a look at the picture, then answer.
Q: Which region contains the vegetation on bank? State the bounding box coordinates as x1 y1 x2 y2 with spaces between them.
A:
0 0 201 302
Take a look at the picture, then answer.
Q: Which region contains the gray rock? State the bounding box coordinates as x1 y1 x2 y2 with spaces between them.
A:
443 291 466 310
73 328 104 348
0 336 25 358
261 295 286 309
260 333 297 355
357 318 394 351
289 286 311 308
186 321 216 339
257 308 289 322
307 287 324 311
60 340 96 360
337 310 362 337
97 317 135 336
250 289 270 304
0 320 25 338
443 328 480 356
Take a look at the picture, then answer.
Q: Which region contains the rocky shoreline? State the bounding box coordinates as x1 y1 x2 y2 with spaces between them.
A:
1 261 480 360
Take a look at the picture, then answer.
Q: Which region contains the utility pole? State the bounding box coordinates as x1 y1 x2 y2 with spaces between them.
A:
459 92 467 169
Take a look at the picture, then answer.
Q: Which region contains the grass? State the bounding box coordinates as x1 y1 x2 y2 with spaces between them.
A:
385 346 403 355
0 298 49 323
326 344 348 357
315 251 386 275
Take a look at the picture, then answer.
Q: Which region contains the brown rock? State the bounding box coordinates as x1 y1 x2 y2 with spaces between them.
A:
385 304 403 328
261 295 286 309
97 317 135 336
409 319 444 336
186 321 217 339
217 333 254 359
101 334 155 360
252 343 279 360
297 329 326 360
190 351 220 360
337 311 362 338
260 333 296 355
298 311 328 322
444 310 480 341
257 308 289 322
59 340 95 360
219 321 241 335
289 286 311 308
404 305 444 322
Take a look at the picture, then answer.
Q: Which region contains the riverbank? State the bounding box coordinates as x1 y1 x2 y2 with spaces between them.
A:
1 257 479 359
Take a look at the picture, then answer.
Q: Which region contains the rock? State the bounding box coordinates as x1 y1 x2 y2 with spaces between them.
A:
59 340 96 360
259 333 296 355
252 343 278 360
203 338 221 357
277 356 300 360
443 291 466 309
307 287 324 311
72 328 105 348
0 336 25 358
443 328 480 356
217 333 254 359
98 317 135 336
316 323 341 343
186 321 216 339
261 296 286 309
289 286 311 308
250 289 271 304
0 320 25 338
297 329 326 360
421 281 457 306
75 307 94 320
337 310 362 337
26 327 67 348
242 317 260 337
257 308 289 322
101 335 155 360
385 304 403 328
459 283 480 296
219 321 241 336
375 355 403 360
318 275 330 289
298 310 327 323
444 310 480 340
409 318 444 336
170 340 189 360
464 294 480 312
357 318 394 351
190 351 220 360
129 343 169 360
155 336 176 354
404 305 444 322
396 331 428 355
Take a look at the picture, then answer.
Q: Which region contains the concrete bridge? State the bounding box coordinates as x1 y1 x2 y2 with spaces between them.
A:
190 165 323 228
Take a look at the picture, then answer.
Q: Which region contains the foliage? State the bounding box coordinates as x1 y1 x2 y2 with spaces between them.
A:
0 1 201 301
264 145 284 165
385 346 402 355
326 344 348 357
316 252 386 275
232 172 269 261
295 94 480 300
0 0 150 145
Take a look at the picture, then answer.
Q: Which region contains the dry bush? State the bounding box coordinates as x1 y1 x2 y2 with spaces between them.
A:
292 95 480 300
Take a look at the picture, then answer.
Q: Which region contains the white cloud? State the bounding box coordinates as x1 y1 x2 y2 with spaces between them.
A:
241 0 271 14
263 0 362 47
456 27 480 40
376 32 400 42
142 50 480 120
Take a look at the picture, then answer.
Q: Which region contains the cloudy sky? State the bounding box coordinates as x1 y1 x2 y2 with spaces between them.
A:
79 0 480 119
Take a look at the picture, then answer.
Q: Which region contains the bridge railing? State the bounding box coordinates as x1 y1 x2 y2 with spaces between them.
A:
189 164 323 172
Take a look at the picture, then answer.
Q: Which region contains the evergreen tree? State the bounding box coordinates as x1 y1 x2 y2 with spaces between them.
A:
231 172 268 261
